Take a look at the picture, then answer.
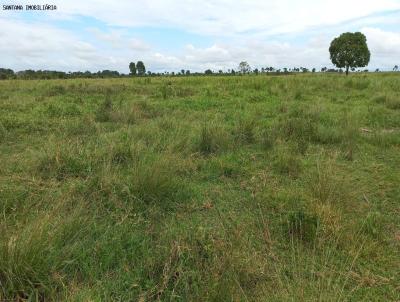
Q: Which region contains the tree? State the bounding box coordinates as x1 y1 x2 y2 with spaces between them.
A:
129 62 136 76
238 61 251 74
0 68 15 80
204 69 213 75
329 32 370 76
136 61 146 76
394 65 399 72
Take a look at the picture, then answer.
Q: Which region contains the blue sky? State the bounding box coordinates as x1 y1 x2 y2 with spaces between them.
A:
1 0 399 73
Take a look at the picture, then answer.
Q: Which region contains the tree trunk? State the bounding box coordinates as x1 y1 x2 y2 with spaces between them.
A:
346 66 349 76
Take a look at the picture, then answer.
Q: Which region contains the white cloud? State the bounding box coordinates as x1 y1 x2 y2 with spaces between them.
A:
51 0 400 36
0 18 113 71
0 1 399 72
362 27 400 67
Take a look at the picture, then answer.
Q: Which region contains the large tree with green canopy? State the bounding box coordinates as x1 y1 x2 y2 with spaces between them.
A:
329 32 370 76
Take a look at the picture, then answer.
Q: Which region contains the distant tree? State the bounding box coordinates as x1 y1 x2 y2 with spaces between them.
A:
321 67 327 72
0 68 15 80
136 61 146 76
253 68 259 75
312 68 316 73
283 67 288 73
238 61 251 74
129 62 137 76
375 68 380 72
329 32 370 76
186 70 190 75
181 69 185 75
205 69 213 75
394 65 399 72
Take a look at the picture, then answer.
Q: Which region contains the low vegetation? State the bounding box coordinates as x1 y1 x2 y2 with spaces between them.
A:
0 73 399 301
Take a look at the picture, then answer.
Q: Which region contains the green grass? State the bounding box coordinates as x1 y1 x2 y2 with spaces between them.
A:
0 73 399 301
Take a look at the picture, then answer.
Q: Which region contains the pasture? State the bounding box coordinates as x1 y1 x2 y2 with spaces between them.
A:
0 73 399 301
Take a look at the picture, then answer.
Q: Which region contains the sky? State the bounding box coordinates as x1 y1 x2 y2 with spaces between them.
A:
1 0 400 73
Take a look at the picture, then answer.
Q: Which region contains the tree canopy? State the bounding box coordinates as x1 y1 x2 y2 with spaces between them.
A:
136 61 146 76
129 62 137 76
329 32 370 75
238 61 251 74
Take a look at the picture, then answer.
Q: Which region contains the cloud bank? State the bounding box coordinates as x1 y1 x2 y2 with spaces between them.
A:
1 0 399 72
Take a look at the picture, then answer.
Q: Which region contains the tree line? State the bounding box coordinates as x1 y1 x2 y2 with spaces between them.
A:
0 32 398 80
1 65 397 80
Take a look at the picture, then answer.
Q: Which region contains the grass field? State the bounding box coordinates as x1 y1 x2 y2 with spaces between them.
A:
0 73 399 301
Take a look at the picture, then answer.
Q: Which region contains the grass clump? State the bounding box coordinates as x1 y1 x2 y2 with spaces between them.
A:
129 157 182 205
235 118 256 144
273 150 302 177
373 94 400 110
286 210 319 243
197 123 230 155
340 115 359 161
95 94 113 122
0 122 7 142
360 211 383 238
37 141 93 180
307 158 341 203
260 126 276 150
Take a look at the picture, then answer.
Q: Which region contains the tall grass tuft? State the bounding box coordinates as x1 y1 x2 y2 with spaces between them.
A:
197 123 230 155
0 122 7 142
235 118 256 144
